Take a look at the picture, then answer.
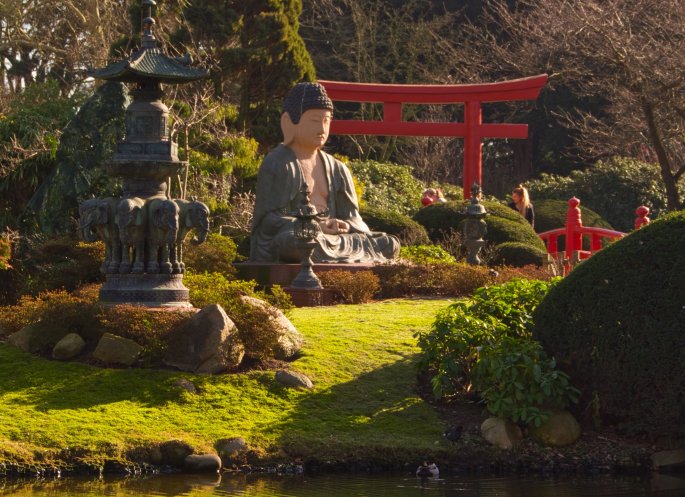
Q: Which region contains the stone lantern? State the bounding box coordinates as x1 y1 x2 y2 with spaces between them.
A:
290 186 327 289
81 0 209 307
463 183 487 265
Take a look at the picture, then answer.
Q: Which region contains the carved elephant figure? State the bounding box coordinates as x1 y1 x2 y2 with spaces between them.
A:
172 198 210 274
117 197 147 274
78 197 122 274
147 198 179 274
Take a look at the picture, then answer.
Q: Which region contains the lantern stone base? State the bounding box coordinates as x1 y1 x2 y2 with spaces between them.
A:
284 287 335 307
99 274 192 308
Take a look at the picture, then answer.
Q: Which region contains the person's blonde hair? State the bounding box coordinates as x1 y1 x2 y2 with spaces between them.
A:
512 184 531 216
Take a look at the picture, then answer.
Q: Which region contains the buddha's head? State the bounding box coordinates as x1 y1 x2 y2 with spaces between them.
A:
281 82 334 151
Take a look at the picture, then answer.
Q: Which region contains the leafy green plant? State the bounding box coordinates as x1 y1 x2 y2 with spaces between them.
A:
416 301 501 396
471 336 580 427
399 244 456 264
416 278 562 400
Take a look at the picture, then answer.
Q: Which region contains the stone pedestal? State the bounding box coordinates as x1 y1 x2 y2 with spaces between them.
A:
285 287 334 307
99 274 191 307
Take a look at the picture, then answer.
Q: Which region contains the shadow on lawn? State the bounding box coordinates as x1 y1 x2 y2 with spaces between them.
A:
0 343 181 409
270 354 448 464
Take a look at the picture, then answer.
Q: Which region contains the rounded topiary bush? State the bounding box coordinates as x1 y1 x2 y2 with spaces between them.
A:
492 242 548 267
413 201 546 265
360 206 429 245
532 211 685 437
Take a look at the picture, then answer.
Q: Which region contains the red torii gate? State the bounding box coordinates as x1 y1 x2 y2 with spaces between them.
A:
320 74 548 198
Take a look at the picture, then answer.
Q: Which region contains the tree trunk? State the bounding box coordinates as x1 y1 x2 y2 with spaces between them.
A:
641 98 683 211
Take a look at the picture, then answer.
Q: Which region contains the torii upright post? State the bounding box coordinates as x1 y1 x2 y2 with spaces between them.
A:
320 75 547 198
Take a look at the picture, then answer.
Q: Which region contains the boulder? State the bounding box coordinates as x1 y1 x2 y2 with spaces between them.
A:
529 410 581 447
7 322 70 354
275 370 314 389
239 296 304 359
163 304 244 374
52 333 86 360
173 378 198 394
216 437 248 461
159 439 194 467
184 453 222 473
651 449 685 470
481 417 523 450
92 333 143 366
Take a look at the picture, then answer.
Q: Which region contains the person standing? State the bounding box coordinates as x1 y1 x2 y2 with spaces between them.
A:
508 184 534 228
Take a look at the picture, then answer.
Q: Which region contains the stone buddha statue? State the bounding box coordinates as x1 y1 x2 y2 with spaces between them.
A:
250 82 400 263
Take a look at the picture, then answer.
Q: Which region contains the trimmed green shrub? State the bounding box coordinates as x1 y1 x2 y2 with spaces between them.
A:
528 156 681 232
318 269 380 304
533 212 685 436
360 206 430 245
413 200 546 265
492 242 548 267
182 233 238 278
348 160 425 216
534 199 614 234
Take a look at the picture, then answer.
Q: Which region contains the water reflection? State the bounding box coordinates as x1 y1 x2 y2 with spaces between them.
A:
2 472 685 496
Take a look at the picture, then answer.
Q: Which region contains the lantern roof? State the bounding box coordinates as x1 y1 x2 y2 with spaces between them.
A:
88 0 208 84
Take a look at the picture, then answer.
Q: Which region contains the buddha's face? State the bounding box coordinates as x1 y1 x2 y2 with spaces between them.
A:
293 108 332 151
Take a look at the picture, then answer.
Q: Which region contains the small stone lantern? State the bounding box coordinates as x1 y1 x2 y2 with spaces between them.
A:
464 183 487 265
291 186 327 289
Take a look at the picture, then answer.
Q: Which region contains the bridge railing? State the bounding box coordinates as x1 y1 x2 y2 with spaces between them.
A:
537 197 649 275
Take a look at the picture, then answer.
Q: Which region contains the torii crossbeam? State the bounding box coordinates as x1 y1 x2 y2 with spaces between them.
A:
320 74 548 197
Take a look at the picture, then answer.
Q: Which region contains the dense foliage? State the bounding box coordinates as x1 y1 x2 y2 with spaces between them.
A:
182 233 238 278
348 160 425 216
416 278 579 426
533 211 685 436
529 157 680 232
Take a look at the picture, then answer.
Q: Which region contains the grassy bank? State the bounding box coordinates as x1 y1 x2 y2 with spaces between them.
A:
0 298 455 470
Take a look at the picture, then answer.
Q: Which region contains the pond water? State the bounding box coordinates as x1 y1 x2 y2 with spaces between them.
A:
2 472 685 497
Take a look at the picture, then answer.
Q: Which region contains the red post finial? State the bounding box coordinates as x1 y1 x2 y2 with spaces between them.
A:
635 205 650 229
566 196 583 257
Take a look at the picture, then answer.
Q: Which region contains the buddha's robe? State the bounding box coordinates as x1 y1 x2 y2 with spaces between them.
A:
250 144 400 263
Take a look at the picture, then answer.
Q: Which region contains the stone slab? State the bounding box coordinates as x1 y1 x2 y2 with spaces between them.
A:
235 262 376 287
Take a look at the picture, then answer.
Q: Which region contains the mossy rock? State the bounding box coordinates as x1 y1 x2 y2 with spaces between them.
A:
492 242 548 267
413 200 546 251
533 211 685 437
360 206 430 246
